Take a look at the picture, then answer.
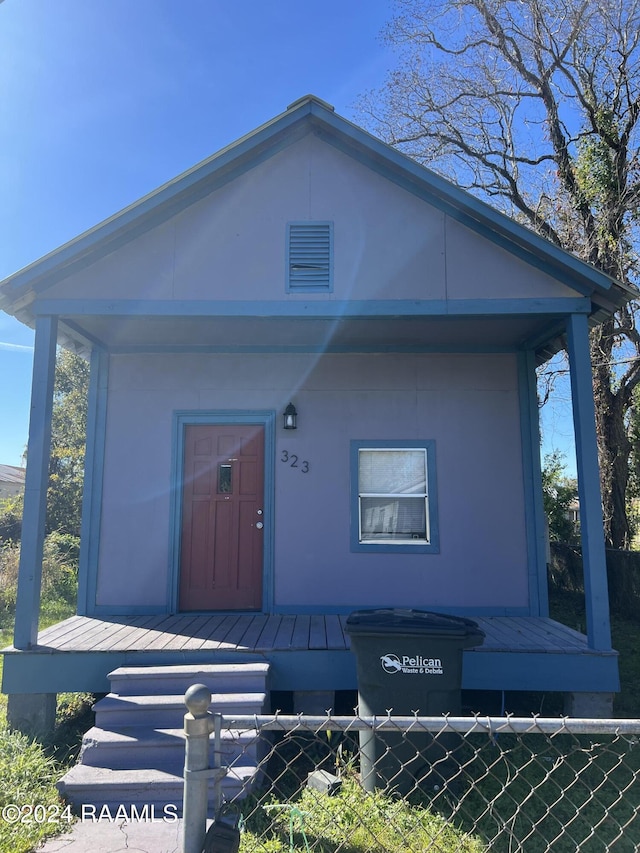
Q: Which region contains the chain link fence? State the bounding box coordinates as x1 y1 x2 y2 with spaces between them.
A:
206 713 640 853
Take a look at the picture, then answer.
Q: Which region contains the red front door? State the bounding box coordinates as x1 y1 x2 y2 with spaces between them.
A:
179 424 264 611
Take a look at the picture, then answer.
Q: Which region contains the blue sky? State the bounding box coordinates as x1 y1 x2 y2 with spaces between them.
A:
0 0 576 474
0 0 393 465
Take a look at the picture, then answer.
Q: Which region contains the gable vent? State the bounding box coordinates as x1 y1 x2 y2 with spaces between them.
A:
287 222 333 293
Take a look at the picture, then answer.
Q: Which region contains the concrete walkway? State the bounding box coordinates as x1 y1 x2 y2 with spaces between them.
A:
36 816 188 853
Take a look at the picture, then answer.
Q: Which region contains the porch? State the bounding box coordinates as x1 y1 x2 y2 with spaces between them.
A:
1 613 619 698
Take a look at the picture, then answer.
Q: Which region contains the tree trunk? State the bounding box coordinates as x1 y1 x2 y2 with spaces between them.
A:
591 322 631 549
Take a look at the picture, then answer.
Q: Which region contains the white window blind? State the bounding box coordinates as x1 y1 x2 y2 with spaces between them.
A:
358 449 429 542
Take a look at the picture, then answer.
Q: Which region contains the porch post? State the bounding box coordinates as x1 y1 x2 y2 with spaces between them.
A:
566 312 611 651
76 347 108 616
518 350 549 617
13 315 58 650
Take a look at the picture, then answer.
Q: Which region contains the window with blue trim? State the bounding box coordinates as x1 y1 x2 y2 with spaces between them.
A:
286 221 333 293
351 440 439 554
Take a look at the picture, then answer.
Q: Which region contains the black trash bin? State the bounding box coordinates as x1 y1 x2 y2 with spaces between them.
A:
345 608 485 793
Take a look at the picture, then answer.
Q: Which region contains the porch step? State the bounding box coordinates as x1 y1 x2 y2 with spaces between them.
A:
109 662 270 696
58 764 258 813
58 662 270 813
93 691 267 728
79 725 263 769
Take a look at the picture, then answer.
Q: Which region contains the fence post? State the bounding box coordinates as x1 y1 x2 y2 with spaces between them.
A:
183 684 215 853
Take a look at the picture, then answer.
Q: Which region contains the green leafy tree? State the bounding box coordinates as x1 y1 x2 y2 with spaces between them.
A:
361 0 640 548
46 350 90 537
0 494 24 542
542 452 580 543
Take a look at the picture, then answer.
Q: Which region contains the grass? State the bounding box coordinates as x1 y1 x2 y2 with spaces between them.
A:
0 666 94 853
239 773 485 853
0 679 94 853
549 588 640 718
0 603 95 853
234 719 640 852
437 729 640 852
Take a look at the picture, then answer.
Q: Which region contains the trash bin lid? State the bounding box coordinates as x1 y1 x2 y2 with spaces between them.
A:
345 608 485 639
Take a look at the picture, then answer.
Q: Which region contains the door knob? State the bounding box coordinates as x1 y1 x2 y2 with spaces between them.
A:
256 522 264 530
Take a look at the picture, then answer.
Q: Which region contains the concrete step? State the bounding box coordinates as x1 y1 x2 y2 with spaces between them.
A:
93 691 267 729
62 660 271 813
79 725 265 769
57 763 260 814
108 663 270 696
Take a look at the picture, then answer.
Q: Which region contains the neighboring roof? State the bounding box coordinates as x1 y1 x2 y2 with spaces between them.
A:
0 465 26 486
0 94 635 356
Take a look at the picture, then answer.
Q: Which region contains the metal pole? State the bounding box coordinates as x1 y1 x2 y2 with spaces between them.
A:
183 684 214 853
212 710 223 819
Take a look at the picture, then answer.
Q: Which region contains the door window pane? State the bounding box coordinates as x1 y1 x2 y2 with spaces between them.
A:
218 464 232 494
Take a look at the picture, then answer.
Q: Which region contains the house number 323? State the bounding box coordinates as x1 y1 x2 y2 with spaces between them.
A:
281 450 310 473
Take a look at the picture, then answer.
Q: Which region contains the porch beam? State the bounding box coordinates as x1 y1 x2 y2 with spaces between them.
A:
13 315 58 650
566 313 612 651
33 296 592 318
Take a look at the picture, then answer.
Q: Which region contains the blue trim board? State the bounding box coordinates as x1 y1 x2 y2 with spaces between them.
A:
273 605 532 616
110 344 521 356
48 603 536 618
566 314 612 652
169 410 276 615
33 297 592 318
60 318 108 351
90 605 170 616
78 349 109 616
517 351 549 617
1 645 619 695
111 344 520 356
521 319 568 355
13 316 58 650
461 649 619 693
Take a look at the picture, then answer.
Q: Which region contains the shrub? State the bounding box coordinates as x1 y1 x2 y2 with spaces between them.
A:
0 543 19 615
0 495 23 544
41 533 79 606
0 533 79 624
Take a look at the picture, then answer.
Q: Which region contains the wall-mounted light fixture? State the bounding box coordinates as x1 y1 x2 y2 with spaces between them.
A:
283 402 297 430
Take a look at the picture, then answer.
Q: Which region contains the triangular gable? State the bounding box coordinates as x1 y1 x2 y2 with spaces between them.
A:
0 95 633 322
31 133 584 308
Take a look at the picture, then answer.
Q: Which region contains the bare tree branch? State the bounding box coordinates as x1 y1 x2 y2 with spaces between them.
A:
360 0 640 546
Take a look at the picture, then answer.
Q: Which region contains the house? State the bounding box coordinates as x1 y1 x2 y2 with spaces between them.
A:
0 464 26 501
0 96 631 735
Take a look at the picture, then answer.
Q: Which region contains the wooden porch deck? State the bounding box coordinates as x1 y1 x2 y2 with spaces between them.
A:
29 613 591 655
2 613 619 696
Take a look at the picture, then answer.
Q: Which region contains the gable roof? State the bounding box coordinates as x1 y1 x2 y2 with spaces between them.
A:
0 94 634 345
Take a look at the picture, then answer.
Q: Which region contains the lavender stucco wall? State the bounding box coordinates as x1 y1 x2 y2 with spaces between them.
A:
95 351 529 612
